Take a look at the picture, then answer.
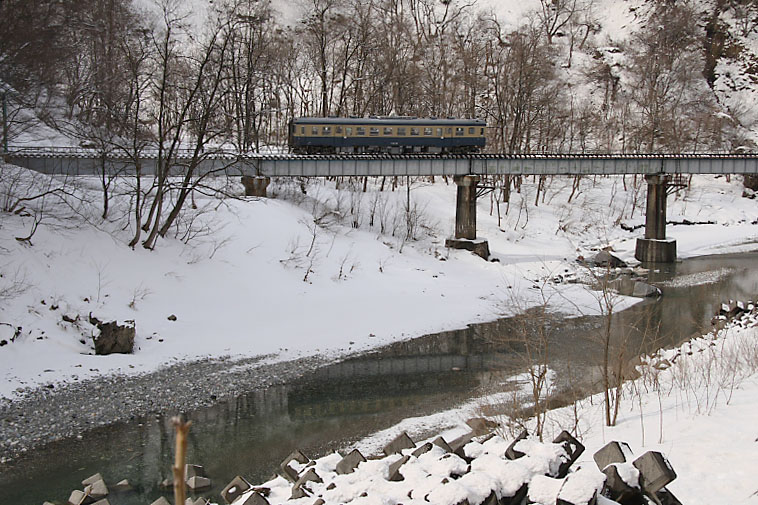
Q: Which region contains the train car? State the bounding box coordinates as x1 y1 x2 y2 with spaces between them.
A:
288 116 486 154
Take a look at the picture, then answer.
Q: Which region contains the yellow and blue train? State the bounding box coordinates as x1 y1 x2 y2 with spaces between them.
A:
288 116 486 154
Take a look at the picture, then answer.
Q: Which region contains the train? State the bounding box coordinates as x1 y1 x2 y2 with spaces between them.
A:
288 116 486 154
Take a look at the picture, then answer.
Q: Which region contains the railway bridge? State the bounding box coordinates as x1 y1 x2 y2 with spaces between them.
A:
6 149 758 263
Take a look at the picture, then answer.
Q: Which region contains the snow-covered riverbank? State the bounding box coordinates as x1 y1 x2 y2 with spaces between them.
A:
1 167 756 402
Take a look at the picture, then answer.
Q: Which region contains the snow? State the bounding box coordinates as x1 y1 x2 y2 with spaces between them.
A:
345 316 758 505
1 165 756 399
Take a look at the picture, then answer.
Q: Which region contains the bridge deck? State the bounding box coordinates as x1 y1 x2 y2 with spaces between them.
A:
5 150 758 176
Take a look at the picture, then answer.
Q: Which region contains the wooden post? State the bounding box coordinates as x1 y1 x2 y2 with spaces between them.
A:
172 416 192 505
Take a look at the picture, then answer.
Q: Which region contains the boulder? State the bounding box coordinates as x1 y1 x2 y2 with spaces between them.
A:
632 281 661 298
90 317 135 355
592 250 627 268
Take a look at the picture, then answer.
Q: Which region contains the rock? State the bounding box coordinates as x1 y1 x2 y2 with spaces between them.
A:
632 451 676 494
632 281 661 297
84 479 109 500
465 417 498 436
168 314 177 321
186 476 212 490
82 473 103 487
90 318 135 355
592 250 627 268
336 449 366 475
221 476 251 504
150 498 172 505
382 432 415 456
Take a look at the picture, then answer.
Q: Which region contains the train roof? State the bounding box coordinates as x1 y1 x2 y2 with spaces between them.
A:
292 117 486 126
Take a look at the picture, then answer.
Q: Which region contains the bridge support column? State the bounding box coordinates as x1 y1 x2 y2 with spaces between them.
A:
635 174 677 263
445 175 490 259
241 176 270 197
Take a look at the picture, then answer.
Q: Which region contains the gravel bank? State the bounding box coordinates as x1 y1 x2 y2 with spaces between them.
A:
0 353 329 463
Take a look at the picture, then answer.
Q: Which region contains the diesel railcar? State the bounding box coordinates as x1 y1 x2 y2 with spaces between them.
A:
288 116 486 154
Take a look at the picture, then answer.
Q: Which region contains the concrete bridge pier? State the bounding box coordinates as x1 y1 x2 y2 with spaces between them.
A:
635 174 677 263
241 175 270 197
445 175 490 259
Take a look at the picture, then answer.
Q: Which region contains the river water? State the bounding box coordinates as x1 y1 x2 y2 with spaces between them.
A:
2 251 757 505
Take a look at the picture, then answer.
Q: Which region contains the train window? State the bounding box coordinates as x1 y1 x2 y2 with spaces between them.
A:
436 128 443 136
446 127 453 135
424 127 432 136
323 126 332 135
336 126 343 134
300 127 305 134
469 127 475 135
370 127 379 136
411 127 420 136
398 127 407 135
312 127 319 135
384 127 393 135
455 127 464 136
480 127 485 135
357 127 366 135
346 127 352 135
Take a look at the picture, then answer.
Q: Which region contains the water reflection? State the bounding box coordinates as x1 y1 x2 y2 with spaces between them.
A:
1 251 756 505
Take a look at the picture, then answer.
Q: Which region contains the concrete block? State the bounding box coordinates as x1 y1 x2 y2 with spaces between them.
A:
186 476 212 490
84 479 108 500
553 430 585 478
291 468 322 497
504 430 528 460
82 473 104 487
313 499 325 505
500 483 528 505
632 451 676 493
111 479 132 492
68 490 93 505
185 464 206 479
449 432 475 459
282 449 309 466
232 491 270 505
221 476 251 504
387 455 410 481
158 478 174 489
656 487 683 505
90 499 110 505
411 442 433 458
149 498 172 505
185 498 207 505
383 432 415 456
336 449 366 475
593 441 632 470
601 464 643 505
278 463 298 483
480 491 498 505
432 437 453 453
